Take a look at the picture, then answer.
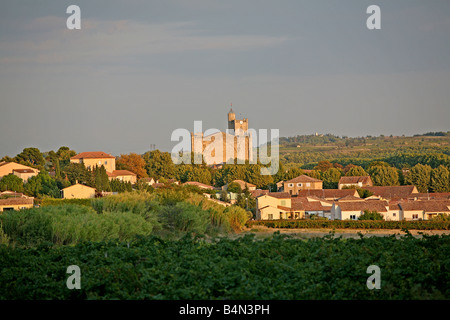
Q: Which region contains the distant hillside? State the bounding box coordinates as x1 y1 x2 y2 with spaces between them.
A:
279 132 450 168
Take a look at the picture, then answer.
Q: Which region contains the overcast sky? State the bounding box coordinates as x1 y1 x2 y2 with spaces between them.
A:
1 0 449 157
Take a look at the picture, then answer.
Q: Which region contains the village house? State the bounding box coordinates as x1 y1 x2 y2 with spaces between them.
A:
107 170 137 184
338 176 373 189
291 197 333 219
70 151 116 173
71 151 139 184
0 161 39 182
283 175 323 195
0 191 35 212
61 183 96 199
397 200 450 220
255 192 292 220
330 200 390 220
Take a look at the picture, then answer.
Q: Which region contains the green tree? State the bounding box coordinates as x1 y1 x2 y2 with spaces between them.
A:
345 166 368 177
358 210 384 220
176 164 212 185
368 165 399 186
227 182 242 193
62 162 91 185
430 165 450 193
404 164 432 193
24 172 60 198
93 165 111 192
314 161 333 172
15 147 45 167
143 150 176 180
305 170 321 180
0 174 24 193
321 168 342 189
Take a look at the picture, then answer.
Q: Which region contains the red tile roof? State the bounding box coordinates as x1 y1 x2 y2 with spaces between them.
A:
183 181 214 189
339 176 372 184
107 170 136 177
409 192 450 200
264 192 291 199
71 152 115 159
398 200 450 212
363 186 418 199
336 195 365 202
249 189 269 198
285 175 322 184
12 169 36 173
296 189 359 199
231 180 256 188
0 198 34 206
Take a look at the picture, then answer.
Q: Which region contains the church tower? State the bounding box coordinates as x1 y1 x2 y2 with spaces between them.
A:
227 107 248 133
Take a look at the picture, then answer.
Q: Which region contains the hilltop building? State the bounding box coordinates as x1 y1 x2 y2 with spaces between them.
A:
191 108 253 165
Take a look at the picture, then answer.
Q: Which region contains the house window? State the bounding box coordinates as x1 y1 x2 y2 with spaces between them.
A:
268 214 273 220
105 161 108 165
297 183 302 187
281 200 286 206
350 215 357 220
288 183 293 187
98 161 101 165
306 183 310 187
393 213 396 217
412 214 418 220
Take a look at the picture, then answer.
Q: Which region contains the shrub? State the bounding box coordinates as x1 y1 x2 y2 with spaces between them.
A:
358 210 384 220
224 206 251 231
157 202 209 234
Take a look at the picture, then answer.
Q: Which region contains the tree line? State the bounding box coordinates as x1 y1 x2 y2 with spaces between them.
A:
1 146 449 199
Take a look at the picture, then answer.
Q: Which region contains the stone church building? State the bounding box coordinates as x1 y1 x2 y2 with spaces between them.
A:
191 108 253 165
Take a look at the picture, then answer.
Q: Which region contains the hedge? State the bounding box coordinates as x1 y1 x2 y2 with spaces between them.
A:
40 198 93 207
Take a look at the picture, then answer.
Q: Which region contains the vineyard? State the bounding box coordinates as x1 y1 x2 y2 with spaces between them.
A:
1 189 449 300
0 232 449 299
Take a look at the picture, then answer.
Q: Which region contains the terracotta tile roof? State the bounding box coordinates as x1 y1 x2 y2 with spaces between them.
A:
296 189 359 199
12 169 36 173
285 175 322 184
292 197 331 212
336 200 389 212
277 205 291 211
409 192 450 200
339 176 372 184
70 152 115 160
398 200 450 212
0 198 34 206
363 186 418 200
264 192 291 199
336 195 365 202
249 189 269 198
111 170 136 176
231 180 256 188
183 181 214 189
